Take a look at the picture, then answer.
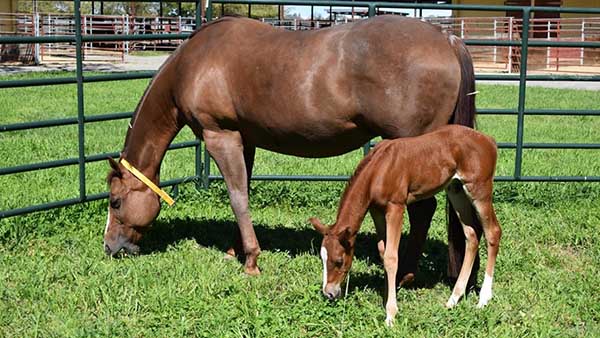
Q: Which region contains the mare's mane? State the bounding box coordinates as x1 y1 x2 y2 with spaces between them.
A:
124 16 240 148
113 16 242 185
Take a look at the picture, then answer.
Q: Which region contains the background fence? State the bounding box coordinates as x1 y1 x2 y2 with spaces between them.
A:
3 10 600 74
1 0 599 219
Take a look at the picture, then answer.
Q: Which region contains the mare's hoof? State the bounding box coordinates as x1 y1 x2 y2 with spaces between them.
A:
224 247 237 260
398 273 415 288
244 265 261 276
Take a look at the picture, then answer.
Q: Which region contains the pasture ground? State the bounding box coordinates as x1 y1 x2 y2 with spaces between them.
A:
0 71 599 337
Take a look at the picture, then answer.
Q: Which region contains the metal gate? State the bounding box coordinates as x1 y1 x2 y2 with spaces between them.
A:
1 0 599 219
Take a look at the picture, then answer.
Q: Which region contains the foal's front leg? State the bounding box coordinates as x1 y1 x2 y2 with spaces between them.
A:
383 202 405 327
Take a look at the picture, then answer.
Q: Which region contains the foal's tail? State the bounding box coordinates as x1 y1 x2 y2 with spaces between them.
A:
447 34 481 287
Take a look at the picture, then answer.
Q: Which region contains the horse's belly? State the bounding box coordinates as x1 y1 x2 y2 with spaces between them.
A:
242 122 373 158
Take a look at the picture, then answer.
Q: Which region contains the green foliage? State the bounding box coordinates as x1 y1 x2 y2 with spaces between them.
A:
0 71 599 336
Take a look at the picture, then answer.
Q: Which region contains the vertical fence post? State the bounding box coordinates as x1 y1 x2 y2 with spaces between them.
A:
493 18 497 64
362 4 376 157
74 0 87 201
546 20 551 69
508 16 513 73
207 0 214 22
124 15 129 56
33 12 40 65
580 19 585 66
514 8 530 180
195 0 207 190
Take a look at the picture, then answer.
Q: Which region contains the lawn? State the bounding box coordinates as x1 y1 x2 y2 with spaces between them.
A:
0 71 599 337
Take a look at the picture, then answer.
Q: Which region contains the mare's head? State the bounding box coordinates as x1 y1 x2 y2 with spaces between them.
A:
103 157 161 256
310 217 355 300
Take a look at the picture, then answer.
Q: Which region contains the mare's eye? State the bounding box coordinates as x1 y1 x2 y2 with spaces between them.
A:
334 258 343 267
110 198 121 209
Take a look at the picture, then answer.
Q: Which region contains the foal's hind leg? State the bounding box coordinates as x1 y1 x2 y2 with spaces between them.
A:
203 129 261 275
469 180 502 308
445 180 481 308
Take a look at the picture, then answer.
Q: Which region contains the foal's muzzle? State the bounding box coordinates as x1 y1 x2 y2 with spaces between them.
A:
323 284 341 300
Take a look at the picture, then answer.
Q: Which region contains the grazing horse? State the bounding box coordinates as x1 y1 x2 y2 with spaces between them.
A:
310 125 502 326
103 15 478 279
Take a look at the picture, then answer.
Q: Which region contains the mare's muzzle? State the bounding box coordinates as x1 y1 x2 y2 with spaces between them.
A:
104 235 140 257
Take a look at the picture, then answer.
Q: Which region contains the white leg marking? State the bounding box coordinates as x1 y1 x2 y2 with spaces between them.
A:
104 207 111 236
477 273 494 308
320 246 328 291
446 293 461 308
385 315 394 327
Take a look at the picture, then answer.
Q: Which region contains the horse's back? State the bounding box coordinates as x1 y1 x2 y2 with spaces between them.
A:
171 16 464 156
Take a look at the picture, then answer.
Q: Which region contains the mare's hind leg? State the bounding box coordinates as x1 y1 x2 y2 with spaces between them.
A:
468 180 502 308
203 129 261 275
445 179 481 308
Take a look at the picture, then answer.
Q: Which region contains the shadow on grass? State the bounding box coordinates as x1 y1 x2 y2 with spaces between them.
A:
139 217 452 291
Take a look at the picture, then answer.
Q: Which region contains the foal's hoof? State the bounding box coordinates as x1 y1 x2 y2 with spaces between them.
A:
244 265 261 276
385 316 394 327
398 273 415 288
445 294 460 309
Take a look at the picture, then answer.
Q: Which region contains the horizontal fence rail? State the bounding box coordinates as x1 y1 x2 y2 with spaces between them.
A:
1 0 599 219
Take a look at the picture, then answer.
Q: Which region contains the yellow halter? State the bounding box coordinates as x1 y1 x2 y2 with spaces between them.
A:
119 158 175 206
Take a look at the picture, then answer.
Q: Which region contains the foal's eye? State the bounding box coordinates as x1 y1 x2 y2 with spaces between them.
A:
334 258 343 267
110 198 121 209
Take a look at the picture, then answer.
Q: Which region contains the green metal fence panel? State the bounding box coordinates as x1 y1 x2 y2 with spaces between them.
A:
1 0 599 219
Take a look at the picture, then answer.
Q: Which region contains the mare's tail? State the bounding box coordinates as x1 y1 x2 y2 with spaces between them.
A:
447 34 481 287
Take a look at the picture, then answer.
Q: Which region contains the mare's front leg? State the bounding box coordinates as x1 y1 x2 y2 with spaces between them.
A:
399 197 436 287
383 202 405 327
225 145 256 259
445 181 481 307
203 129 261 275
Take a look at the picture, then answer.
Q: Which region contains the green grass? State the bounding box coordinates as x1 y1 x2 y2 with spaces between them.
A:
1 71 599 337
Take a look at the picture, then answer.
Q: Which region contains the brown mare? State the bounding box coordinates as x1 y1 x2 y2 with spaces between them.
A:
310 125 501 326
103 15 478 280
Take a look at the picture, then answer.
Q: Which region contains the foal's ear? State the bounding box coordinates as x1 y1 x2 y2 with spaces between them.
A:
339 228 353 250
108 157 121 173
309 217 328 235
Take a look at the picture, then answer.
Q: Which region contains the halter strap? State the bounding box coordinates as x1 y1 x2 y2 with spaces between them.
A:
120 158 175 206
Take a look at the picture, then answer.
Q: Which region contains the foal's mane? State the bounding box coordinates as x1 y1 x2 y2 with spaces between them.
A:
337 141 391 211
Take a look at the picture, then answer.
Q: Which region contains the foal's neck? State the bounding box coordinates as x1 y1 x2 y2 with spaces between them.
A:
122 74 181 181
332 165 373 236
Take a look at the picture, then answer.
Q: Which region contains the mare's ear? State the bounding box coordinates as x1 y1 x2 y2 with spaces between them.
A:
309 217 328 235
108 157 121 173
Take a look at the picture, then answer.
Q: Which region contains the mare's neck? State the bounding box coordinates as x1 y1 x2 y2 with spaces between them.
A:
331 168 373 236
121 78 181 182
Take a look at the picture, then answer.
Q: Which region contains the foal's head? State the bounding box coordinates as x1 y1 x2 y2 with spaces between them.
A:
310 217 355 300
103 158 161 256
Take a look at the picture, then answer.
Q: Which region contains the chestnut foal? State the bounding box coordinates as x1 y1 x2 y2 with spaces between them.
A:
310 125 502 326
